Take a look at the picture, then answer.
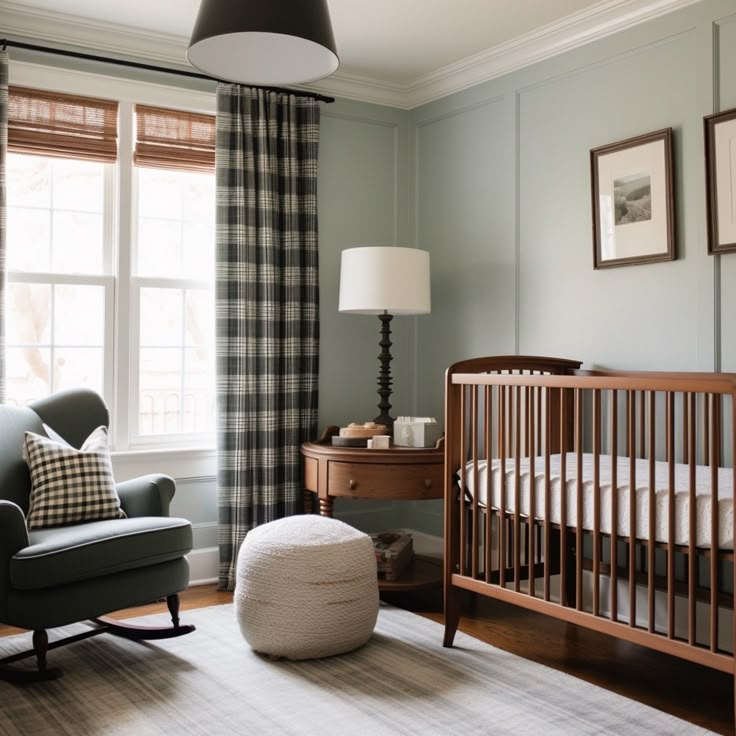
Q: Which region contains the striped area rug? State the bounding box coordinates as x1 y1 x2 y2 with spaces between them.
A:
0 604 714 735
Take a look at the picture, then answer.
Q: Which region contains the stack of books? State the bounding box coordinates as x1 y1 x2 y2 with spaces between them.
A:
371 532 414 581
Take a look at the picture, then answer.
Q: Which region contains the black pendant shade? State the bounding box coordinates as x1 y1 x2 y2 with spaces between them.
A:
187 0 339 86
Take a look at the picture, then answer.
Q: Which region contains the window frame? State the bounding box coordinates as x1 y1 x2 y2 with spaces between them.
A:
7 61 218 475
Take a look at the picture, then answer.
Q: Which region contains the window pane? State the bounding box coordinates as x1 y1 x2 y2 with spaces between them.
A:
7 154 50 208
52 158 104 213
53 348 104 394
140 288 183 347
137 289 215 437
7 283 51 345
7 154 107 276
139 348 182 435
5 283 105 406
52 211 104 274
185 289 214 348
6 347 51 406
54 285 105 346
7 207 51 272
138 218 180 277
183 347 215 433
135 167 214 280
138 168 182 220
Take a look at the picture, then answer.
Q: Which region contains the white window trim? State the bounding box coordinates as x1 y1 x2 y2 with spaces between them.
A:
8 59 217 462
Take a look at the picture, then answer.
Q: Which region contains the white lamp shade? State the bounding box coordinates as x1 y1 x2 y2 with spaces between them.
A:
339 247 431 315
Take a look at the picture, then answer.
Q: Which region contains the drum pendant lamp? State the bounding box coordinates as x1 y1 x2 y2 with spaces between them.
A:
187 0 339 86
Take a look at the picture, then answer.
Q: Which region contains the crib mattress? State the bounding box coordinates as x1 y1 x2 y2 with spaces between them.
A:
461 453 734 550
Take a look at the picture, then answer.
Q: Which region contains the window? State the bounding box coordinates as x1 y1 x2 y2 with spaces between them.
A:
4 85 216 451
6 153 112 405
132 166 215 437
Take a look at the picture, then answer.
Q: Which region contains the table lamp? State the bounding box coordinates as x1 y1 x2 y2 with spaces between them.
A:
338 246 431 429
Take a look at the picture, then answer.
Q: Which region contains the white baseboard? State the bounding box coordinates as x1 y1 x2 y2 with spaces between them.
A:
187 546 218 586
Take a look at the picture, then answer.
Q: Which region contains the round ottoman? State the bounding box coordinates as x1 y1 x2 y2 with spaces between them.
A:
235 515 379 660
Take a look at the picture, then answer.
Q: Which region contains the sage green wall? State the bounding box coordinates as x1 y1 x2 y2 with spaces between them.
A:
317 98 413 530
406 0 736 535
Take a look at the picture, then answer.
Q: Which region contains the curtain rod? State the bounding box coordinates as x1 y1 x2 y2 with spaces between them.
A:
2 39 336 104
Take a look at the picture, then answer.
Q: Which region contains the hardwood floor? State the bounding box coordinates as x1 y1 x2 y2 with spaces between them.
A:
1 585 731 734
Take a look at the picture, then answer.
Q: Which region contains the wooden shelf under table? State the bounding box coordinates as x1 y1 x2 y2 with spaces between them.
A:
377 555 442 592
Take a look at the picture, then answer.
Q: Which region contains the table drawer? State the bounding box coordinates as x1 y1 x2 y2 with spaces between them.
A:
328 461 443 500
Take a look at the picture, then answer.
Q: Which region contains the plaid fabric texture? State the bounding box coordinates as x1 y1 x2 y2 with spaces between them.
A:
215 85 321 590
0 50 7 404
24 425 125 529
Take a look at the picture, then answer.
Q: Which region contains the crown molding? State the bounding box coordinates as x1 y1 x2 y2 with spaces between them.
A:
304 72 410 110
0 1 191 66
0 0 706 110
403 0 705 107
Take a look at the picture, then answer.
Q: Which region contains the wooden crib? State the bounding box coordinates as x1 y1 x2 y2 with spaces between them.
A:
443 356 736 720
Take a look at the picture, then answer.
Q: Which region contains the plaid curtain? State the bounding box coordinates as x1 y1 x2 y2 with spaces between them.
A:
215 85 321 590
0 49 8 404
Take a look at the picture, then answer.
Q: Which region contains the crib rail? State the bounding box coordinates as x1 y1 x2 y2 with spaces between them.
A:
444 357 736 673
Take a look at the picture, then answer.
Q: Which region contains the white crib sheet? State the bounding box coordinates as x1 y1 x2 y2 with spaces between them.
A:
461 453 734 549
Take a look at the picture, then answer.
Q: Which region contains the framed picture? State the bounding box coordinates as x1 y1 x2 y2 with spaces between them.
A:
590 128 675 269
704 107 736 255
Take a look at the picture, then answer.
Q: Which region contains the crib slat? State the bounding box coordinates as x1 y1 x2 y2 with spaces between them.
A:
484 386 492 583
593 389 601 617
560 388 568 607
514 385 522 592
471 385 479 580
459 386 467 576
499 386 507 589
709 393 718 652
667 391 675 639
575 388 583 612
639 390 646 459
529 386 536 598
610 389 618 623
688 392 696 646
683 392 689 464
703 393 710 468
648 391 656 633
629 390 637 628
544 387 551 602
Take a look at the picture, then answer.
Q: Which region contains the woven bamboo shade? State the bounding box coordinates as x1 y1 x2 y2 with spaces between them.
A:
9 86 118 163
134 105 215 173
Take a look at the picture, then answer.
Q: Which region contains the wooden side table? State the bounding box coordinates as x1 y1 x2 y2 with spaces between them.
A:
300 426 444 591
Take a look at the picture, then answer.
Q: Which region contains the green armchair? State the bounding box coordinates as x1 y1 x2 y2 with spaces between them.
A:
0 389 195 681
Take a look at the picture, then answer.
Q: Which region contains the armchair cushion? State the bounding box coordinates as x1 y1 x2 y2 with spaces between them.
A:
10 516 192 591
24 426 125 530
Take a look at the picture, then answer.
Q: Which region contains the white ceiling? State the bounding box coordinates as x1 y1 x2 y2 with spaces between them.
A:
2 0 701 107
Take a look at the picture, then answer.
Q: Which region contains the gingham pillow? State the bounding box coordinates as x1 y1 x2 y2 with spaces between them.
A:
23 426 126 530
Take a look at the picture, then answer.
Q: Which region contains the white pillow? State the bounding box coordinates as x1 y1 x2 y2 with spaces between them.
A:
24 426 126 530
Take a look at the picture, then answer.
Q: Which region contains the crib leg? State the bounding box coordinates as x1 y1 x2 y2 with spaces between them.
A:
443 583 462 647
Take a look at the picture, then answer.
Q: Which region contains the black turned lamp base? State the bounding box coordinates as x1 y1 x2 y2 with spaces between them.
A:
375 312 394 430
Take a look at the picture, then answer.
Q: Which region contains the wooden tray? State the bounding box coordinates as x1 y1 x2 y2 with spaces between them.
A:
331 436 370 447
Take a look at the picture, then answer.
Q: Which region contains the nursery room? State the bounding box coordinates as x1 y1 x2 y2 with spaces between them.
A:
1 0 736 733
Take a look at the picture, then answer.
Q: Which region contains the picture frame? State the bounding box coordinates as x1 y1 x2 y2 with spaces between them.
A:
704 107 736 255
590 128 675 269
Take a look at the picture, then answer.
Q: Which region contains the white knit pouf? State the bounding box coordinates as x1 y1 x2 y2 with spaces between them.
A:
235 515 379 660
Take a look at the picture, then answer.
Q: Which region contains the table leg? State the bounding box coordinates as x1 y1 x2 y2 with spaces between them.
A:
319 497 334 517
303 490 314 514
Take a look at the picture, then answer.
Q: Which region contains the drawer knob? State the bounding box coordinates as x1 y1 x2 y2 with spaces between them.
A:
349 479 358 490
424 479 432 489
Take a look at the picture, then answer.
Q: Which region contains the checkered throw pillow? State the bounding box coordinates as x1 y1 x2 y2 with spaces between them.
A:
23 426 126 530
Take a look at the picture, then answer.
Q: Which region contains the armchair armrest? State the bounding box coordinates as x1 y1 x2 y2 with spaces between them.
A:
0 501 29 609
116 474 176 518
